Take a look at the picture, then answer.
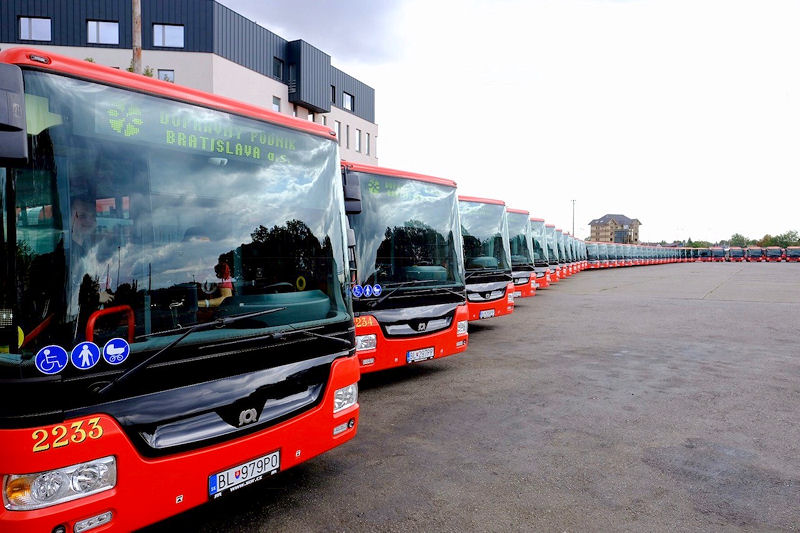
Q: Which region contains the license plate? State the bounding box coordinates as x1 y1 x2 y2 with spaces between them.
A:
407 347 435 363
512 291 522 298
209 450 280 499
479 309 495 319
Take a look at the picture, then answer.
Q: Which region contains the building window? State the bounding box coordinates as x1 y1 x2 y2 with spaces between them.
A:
355 129 361 152
334 121 341 145
157 69 175 83
272 96 281 113
343 92 354 111
331 85 336 104
366 133 370 155
87 20 119 44
346 125 350 149
20 17 51 41
153 24 184 48
273 57 283 79
308 112 315 122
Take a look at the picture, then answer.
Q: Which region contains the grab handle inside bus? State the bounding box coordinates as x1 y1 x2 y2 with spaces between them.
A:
85 305 135 343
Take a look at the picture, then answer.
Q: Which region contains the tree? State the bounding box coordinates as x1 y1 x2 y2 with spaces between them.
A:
729 233 749 247
773 230 799 248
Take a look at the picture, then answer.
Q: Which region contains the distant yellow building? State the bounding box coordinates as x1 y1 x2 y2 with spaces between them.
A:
589 214 641 243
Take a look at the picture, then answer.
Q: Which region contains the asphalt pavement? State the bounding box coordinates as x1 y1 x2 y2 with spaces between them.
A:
144 263 800 532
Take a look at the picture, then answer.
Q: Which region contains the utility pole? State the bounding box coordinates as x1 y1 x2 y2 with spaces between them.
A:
571 199 575 237
132 0 142 74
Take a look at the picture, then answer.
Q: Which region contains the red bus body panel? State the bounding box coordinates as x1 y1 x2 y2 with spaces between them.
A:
0 357 359 532
355 305 469 374
466 283 515 321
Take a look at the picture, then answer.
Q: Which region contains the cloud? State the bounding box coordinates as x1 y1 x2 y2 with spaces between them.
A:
216 0 405 64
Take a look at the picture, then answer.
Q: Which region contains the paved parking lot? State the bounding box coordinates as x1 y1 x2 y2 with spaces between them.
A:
145 263 800 532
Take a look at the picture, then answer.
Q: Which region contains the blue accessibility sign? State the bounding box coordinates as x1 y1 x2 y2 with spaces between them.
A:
352 284 364 298
71 342 101 370
372 284 382 296
363 284 373 297
103 338 130 365
34 345 69 375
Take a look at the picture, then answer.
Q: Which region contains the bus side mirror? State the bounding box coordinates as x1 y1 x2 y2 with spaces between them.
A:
342 171 362 214
0 64 28 164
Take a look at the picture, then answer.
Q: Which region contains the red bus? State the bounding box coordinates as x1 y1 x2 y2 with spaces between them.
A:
0 49 360 531
698 248 712 262
544 224 562 281
728 247 744 262
529 218 551 288
786 247 800 262
506 208 536 298
746 247 765 262
458 196 515 321
341 162 468 373
710 247 726 262
765 246 785 262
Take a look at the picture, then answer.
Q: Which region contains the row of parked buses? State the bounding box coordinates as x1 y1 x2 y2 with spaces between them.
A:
583 244 800 265
704 246 799 262
0 49 791 531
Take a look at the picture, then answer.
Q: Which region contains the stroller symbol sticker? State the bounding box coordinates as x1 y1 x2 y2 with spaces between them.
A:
71 342 101 370
34 345 68 375
103 338 130 365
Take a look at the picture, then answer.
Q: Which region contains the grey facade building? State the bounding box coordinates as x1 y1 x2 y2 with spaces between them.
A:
1 0 378 164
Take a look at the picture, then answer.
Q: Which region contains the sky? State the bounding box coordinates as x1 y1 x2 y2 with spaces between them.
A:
219 0 800 243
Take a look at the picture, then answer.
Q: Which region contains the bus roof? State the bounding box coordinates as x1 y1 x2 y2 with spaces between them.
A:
529 217 545 222
545 224 555 228
506 208 529 215
458 195 505 206
0 47 337 140
342 161 457 188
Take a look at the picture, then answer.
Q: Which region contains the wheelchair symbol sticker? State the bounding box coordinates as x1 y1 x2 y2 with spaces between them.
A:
103 338 130 365
372 284 382 296
352 284 364 298
71 342 101 370
35 345 68 375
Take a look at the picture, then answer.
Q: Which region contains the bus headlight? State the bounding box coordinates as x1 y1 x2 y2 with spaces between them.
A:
333 383 358 413
456 320 468 335
3 456 116 511
507 292 514 303
355 334 376 352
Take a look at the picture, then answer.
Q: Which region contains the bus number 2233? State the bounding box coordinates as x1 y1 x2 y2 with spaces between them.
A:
32 417 104 453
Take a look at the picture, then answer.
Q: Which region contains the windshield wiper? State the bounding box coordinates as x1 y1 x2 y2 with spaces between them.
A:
365 279 440 307
277 325 352 346
95 307 287 396
465 268 506 279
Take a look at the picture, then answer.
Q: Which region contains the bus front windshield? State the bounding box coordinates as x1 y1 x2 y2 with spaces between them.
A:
587 243 599 260
730 248 743 257
507 212 533 268
530 221 548 263
712 249 724 257
545 227 559 263
459 201 511 272
1 70 349 374
749 249 763 257
766 248 782 257
347 171 464 290
788 248 800 257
